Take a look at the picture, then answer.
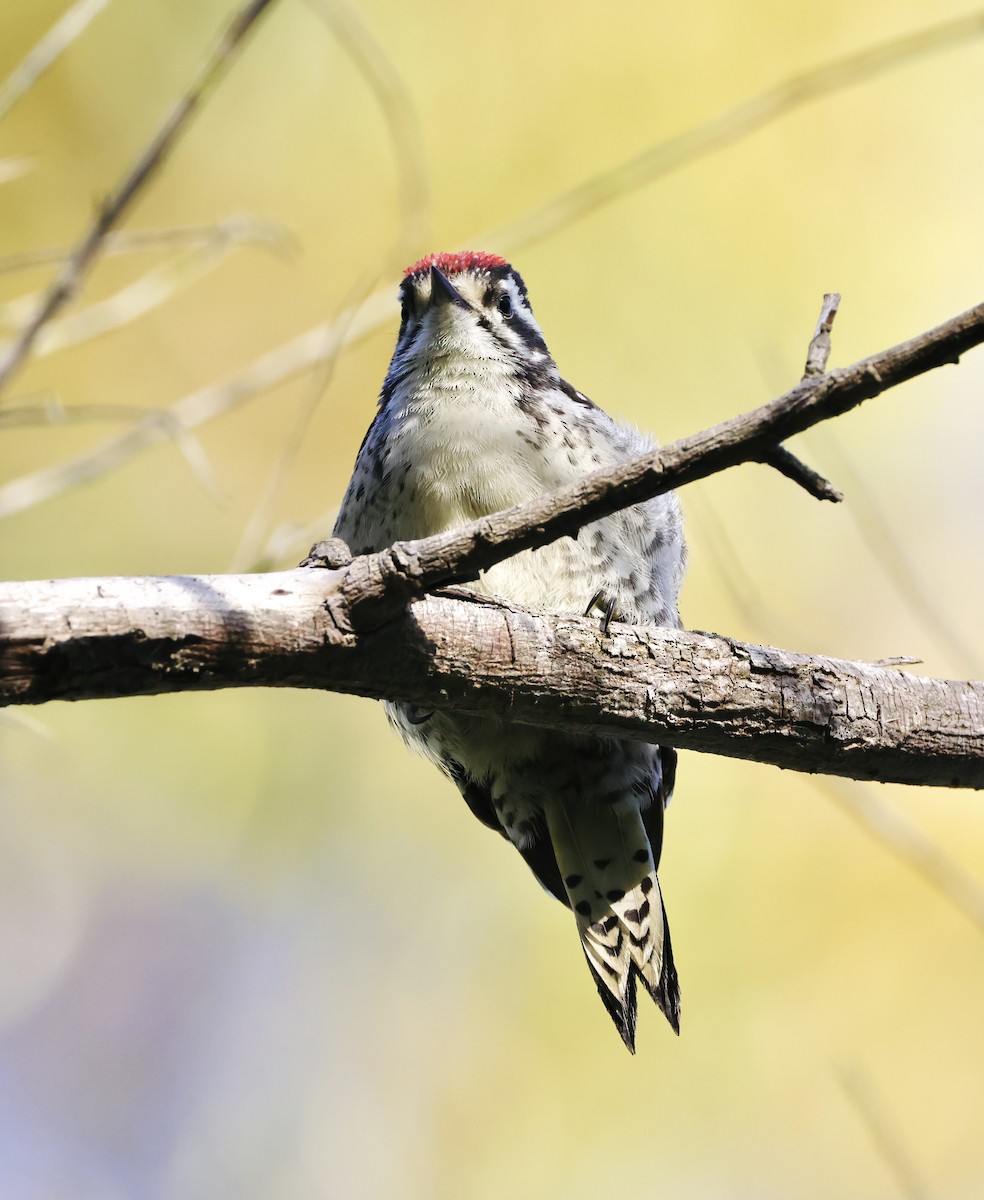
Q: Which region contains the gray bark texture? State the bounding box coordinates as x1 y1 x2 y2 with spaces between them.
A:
2 297 983 790
1 571 982 789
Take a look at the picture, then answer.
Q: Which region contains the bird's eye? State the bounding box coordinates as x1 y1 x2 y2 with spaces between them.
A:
497 293 514 319
400 292 415 324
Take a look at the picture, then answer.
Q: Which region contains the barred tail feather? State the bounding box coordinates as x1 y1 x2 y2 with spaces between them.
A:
545 800 680 1052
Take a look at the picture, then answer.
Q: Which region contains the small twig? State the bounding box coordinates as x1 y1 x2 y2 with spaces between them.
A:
303 0 429 253
804 292 842 376
478 11 984 256
228 287 366 571
0 0 111 123
0 215 290 276
0 398 224 503
0 0 280 399
3 13 981 509
760 443 843 502
1 242 243 355
0 396 158 428
759 292 844 502
331 298 984 629
230 0 430 572
0 289 393 519
0 394 229 501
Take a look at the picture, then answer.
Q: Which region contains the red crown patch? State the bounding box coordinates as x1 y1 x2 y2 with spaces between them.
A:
403 251 508 279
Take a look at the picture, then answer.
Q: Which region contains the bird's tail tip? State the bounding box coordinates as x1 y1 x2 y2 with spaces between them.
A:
587 928 681 1052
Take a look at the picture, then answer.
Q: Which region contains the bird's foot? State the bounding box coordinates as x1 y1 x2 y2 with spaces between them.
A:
300 538 353 570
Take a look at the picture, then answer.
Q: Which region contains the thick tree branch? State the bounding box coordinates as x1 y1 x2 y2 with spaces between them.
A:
1 572 981 789
330 298 984 630
3 302 982 789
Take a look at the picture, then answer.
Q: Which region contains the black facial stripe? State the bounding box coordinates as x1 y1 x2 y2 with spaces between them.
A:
474 305 549 367
496 265 531 308
508 311 547 355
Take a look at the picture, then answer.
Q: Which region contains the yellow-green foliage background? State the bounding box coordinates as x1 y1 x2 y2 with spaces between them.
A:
2 1 983 1196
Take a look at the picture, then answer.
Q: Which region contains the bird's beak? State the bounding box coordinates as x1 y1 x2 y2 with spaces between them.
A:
429 264 469 309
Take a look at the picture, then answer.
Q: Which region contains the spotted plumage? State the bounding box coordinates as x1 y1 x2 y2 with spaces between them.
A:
334 252 686 1050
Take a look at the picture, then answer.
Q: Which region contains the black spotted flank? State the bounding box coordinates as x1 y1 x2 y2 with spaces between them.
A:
640 877 654 895
565 873 583 888
606 888 625 902
593 857 611 870
575 900 592 917
557 376 600 411
379 363 414 411
633 848 650 863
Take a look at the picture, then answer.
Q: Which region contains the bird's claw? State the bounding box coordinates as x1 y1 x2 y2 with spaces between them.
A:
584 589 620 634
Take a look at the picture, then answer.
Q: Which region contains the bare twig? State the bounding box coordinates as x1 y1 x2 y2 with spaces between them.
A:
804 292 842 376
3 11 981 512
759 443 843 502
303 0 429 254
0 397 224 501
0 0 111 123
760 292 844 502
0 0 280 398
0 396 167 428
228 286 367 570
0 216 289 276
230 0 429 571
2 573 982 788
3 301 984 784
0 289 394 519
1 241 250 355
478 12 984 256
328 299 984 628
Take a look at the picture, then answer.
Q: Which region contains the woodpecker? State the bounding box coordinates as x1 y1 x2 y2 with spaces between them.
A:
333 251 686 1051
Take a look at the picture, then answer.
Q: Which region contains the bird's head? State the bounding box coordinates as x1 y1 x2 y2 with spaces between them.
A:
392 251 551 372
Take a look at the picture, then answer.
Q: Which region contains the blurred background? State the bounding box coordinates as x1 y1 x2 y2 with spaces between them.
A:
1 0 983 1196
